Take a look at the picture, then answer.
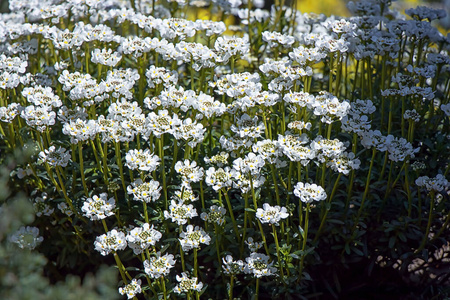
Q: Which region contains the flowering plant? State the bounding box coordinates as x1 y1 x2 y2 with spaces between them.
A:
1 0 450 298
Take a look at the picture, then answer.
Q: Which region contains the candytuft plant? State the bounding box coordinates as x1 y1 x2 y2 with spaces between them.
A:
1 0 449 298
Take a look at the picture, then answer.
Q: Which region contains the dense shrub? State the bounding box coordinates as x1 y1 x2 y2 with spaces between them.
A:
0 0 449 298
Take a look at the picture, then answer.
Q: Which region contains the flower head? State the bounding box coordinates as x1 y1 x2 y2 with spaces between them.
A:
179 225 210 252
126 223 162 255
82 193 115 221
244 253 277 278
39 146 70 167
222 255 245 275
294 182 327 203
200 205 226 225
144 252 176 279
119 279 142 299
174 272 203 294
256 203 289 225
94 229 127 256
9 226 43 250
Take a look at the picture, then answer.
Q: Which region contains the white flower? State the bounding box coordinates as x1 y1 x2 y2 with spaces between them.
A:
232 152 266 175
164 199 198 225
192 92 226 119
311 136 346 163
222 255 245 275
144 252 176 279
214 36 249 63
415 174 449 192
21 105 56 133
57 202 73 217
204 152 229 167
179 225 210 252
244 253 277 278
172 118 206 147
145 109 180 138
94 229 127 256
104 69 139 99
33 193 54 217
174 272 203 294
403 109 421 122
231 114 264 139
39 146 70 167
125 149 160 172
294 182 327 203
0 54 27 74
278 133 315 165
441 103 450 116
0 71 20 89
82 193 115 221
175 160 204 184
22 85 62 107
108 99 142 121
256 203 289 225
91 48 122 67
245 237 263 252
385 135 419 162
9 226 43 250
340 114 371 135
360 130 388 151
119 279 142 299
252 139 282 164
232 171 266 194
0 103 22 123
62 118 97 143
173 185 199 202
146 65 178 88
327 151 361 175
287 121 312 132
127 179 161 203
262 31 295 47
126 223 162 255
205 167 234 191
200 205 226 225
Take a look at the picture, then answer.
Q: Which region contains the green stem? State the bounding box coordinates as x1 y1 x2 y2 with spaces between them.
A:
161 277 167 300
352 148 376 234
249 173 270 256
270 164 281 206
299 203 310 282
255 278 260 300
222 189 241 243
240 192 249 256
78 141 89 196
416 191 435 253
314 173 342 242
272 226 285 282
159 135 168 210
55 166 76 213
193 248 198 277
114 141 127 195
228 275 234 300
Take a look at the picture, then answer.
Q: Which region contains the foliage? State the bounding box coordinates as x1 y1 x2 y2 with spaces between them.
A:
0 0 450 299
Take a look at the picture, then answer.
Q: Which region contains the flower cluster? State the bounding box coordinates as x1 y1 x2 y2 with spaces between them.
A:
174 273 203 294
256 203 289 225
179 225 211 252
9 226 43 250
144 252 176 279
126 223 162 255
94 229 127 256
294 182 328 203
81 193 115 221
